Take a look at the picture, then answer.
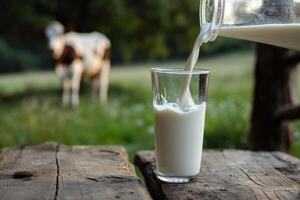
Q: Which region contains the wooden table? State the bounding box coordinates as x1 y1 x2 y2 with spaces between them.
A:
135 150 300 200
0 142 150 200
1 143 300 200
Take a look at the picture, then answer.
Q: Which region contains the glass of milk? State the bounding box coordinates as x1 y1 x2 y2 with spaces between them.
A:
151 67 209 183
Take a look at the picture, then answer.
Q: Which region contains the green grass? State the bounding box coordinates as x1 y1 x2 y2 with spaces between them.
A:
0 51 299 159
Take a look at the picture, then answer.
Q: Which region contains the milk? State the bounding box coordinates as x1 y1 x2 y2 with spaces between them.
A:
179 24 210 109
220 24 300 51
154 102 206 176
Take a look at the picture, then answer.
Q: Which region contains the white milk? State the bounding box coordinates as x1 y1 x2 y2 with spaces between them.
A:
154 102 206 176
220 24 300 51
179 24 210 109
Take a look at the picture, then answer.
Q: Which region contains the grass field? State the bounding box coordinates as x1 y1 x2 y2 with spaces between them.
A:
1 51 299 159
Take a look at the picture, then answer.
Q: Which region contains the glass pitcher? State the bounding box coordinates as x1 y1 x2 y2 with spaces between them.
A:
200 0 300 50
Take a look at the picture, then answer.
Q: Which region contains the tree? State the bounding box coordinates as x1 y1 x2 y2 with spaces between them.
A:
249 44 299 151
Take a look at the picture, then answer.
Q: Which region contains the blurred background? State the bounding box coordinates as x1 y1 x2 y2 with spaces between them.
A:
0 0 299 160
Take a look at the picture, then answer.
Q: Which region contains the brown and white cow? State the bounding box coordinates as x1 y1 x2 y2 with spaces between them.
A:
45 21 111 107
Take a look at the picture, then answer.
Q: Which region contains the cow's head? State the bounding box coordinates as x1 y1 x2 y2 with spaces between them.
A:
45 21 65 59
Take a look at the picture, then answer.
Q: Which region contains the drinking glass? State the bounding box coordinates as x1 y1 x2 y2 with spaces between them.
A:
151 67 209 183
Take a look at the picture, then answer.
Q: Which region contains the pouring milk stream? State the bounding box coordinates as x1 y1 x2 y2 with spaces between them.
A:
178 24 210 109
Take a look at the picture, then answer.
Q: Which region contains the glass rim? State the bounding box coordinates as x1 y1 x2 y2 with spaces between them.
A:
151 67 210 75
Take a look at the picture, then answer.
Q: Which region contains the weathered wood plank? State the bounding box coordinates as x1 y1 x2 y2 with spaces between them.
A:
56 145 151 200
271 152 300 184
0 142 57 200
0 142 151 200
135 150 300 200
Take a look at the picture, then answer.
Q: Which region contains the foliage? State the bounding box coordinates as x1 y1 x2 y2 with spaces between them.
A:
0 38 46 72
0 0 252 73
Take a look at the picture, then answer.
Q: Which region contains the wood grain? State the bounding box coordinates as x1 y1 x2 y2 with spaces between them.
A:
0 142 57 200
135 150 300 200
56 145 150 200
0 142 150 200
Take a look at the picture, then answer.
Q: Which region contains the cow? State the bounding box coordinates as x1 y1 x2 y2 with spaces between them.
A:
45 21 111 107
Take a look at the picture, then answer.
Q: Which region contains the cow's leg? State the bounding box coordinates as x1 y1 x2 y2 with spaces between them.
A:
62 77 71 107
71 60 83 107
55 65 70 107
99 59 110 103
91 73 100 103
